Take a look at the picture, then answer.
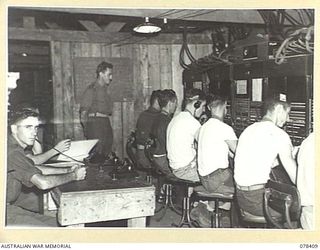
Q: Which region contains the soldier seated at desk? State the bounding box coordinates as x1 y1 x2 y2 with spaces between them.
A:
6 107 87 227
7 106 72 214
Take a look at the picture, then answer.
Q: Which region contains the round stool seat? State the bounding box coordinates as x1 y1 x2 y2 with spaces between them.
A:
194 185 234 199
240 209 267 224
166 176 199 185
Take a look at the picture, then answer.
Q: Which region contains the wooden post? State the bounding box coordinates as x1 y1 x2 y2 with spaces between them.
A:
159 44 172 90
23 16 36 29
148 45 161 91
133 44 144 123
139 45 149 110
61 42 74 139
122 100 135 157
127 217 146 227
112 102 123 157
50 41 64 142
171 44 183 114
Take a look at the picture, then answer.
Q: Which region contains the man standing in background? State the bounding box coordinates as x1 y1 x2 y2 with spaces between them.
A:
80 61 114 163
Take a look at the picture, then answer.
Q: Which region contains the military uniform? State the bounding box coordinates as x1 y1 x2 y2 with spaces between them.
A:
150 110 174 177
80 81 113 157
6 135 58 227
135 107 160 169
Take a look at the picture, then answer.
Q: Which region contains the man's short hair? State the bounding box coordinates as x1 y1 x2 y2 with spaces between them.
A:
9 107 40 126
264 98 290 115
158 89 177 108
182 88 206 110
150 90 162 106
206 94 227 110
96 61 113 78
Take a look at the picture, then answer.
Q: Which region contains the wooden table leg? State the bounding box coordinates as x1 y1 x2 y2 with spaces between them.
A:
127 217 146 227
66 223 85 227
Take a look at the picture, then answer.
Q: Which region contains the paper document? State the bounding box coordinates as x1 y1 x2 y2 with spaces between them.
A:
56 139 98 162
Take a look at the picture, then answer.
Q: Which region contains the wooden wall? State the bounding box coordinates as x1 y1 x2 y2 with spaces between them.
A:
50 41 212 158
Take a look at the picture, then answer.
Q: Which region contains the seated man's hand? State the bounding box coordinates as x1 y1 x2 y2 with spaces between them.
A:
74 166 87 181
70 164 81 172
54 139 71 153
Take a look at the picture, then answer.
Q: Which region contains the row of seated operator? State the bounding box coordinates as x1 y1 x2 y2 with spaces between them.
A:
135 88 314 230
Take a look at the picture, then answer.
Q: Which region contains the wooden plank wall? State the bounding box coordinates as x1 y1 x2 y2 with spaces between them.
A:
51 41 211 158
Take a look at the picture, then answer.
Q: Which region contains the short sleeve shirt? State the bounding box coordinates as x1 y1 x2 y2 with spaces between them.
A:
234 121 293 186
135 107 160 145
297 132 314 206
166 111 201 170
150 112 172 155
80 82 113 115
198 118 237 176
7 135 41 204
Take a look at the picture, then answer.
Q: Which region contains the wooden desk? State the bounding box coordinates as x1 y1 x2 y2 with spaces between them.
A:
50 166 155 227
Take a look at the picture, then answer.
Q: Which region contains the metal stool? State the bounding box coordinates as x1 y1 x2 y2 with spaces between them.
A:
192 185 234 228
239 209 268 228
154 183 181 221
169 178 200 228
126 132 153 182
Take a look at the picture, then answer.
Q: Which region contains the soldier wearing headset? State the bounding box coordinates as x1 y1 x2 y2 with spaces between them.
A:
166 88 206 182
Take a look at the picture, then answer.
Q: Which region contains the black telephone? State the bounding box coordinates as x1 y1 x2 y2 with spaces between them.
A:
108 157 139 180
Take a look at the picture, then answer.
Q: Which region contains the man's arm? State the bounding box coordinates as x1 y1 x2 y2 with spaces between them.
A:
226 140 238 155
278 144 297 184
80 110 89 137
30 166 86 190
35 164 79 175
27 139 71 165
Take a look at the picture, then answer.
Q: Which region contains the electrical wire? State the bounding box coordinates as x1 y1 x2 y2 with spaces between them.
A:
274 26 313 64
52 147 85 163
155 9 186 18
35 138 85 164
173 9 217 20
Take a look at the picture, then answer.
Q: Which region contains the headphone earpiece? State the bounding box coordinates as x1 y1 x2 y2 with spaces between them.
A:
194 100 201 109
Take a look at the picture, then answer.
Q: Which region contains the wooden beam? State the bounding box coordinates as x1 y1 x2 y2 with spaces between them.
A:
78 20 102 32
8 27 212 44
9 44 49 56
23 16 36 29
103 22 126 32
44 21 61 30
9 55 50 65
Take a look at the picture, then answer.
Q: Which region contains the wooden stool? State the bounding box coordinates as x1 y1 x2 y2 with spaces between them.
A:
192 185 234 228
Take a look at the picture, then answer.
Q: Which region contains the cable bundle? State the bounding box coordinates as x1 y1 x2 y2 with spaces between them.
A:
274 26 314 65
179 30 233 72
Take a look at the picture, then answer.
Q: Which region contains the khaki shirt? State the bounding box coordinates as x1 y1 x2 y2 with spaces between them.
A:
80 81 112 115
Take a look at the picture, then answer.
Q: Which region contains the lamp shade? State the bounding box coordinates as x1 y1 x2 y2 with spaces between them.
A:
133 17 161 34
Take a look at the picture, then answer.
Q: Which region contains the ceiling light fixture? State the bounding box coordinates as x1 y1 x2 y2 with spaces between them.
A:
133 17 161 34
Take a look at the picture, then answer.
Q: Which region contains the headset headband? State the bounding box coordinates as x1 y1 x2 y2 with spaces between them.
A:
187 95 199 101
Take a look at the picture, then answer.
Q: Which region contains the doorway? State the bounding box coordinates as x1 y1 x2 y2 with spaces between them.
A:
8 39 54 149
